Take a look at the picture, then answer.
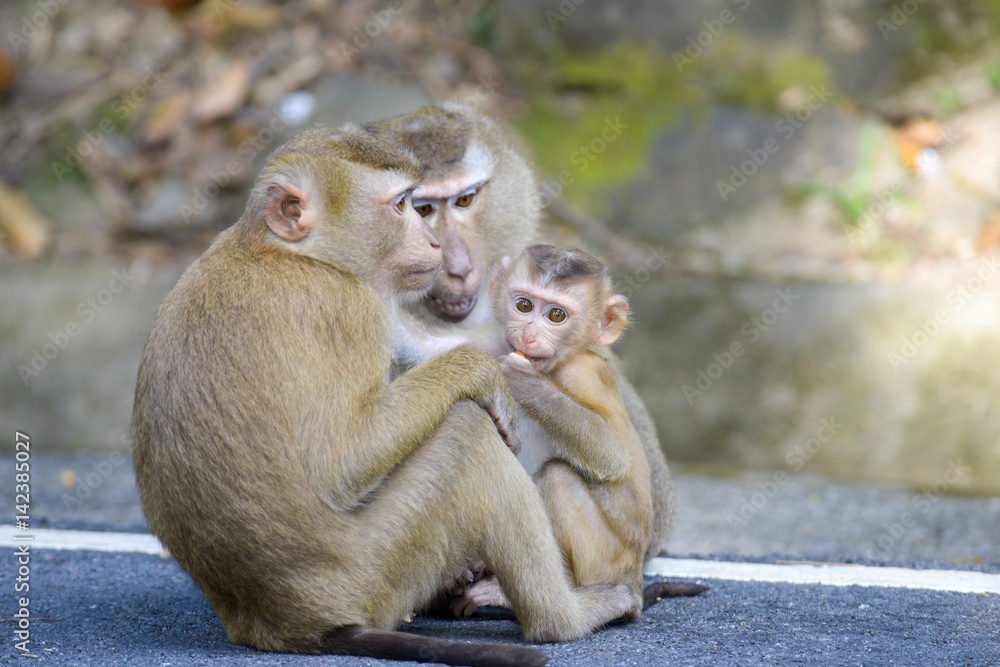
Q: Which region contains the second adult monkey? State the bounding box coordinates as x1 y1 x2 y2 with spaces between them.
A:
365 104 676 563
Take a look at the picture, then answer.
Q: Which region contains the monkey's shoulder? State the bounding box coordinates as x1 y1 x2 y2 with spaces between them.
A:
154 234 391 373
554 351 622 397
547 352 630 428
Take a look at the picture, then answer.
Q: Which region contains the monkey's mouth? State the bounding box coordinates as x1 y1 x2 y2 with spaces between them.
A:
427 294 477 321
513 349 546 365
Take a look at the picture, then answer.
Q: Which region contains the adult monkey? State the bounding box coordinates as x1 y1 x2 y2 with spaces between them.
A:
365 103 676 565
132 127 638 667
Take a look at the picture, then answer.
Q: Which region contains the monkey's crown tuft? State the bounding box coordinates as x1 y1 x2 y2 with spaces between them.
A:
524 244 607 283
260 126 421 178
363 107 472 172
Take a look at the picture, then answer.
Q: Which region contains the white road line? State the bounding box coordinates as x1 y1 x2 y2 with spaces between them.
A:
1 526 165 555
646 557 1000 595
3 526 997 595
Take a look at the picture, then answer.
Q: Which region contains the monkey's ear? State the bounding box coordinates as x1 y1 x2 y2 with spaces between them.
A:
265 181 314 242
595 295 629 346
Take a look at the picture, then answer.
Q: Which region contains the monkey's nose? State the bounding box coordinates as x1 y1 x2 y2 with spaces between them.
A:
445 256 473 279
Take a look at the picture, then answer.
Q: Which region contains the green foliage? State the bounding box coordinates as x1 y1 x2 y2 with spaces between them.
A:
938 90 963 116
988 61 1000 92
803 122 882 227
467 0 497 47
512 42 689 212
704 38 832 114
510 36 833 213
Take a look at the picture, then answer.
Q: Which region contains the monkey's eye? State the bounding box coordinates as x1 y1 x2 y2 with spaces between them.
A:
514 297 533 313
454 191 476 208
394 195 408 214
547 308 567 323
414 202 434 217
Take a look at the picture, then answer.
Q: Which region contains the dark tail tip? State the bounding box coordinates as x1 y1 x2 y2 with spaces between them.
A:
316 625 550 667
643 581 710 609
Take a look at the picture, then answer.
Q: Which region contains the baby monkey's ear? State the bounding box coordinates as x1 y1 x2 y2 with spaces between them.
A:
595 295 629 346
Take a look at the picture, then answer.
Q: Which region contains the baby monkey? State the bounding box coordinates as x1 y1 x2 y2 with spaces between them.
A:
453 244 654 615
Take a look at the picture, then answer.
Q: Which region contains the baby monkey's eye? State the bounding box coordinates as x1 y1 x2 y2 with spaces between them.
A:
395 195 408 214
515 297 533 313
414 202 434 217
454 192 476 208
547 308 567 323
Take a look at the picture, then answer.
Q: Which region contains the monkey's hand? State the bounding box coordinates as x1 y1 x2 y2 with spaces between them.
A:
497 352 542 403
485 380 521 455
410 344 521 454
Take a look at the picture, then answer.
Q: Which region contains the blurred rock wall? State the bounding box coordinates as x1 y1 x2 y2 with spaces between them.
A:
3 0 1000 494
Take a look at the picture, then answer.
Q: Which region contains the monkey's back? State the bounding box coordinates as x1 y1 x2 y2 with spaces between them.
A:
131 225 390 648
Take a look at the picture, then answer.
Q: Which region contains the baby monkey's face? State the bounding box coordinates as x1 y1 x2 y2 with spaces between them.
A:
500 280 593 375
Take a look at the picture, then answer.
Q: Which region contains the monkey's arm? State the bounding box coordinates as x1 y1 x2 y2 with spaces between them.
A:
501 354 629 483
394 308 506 368
332 344 519 504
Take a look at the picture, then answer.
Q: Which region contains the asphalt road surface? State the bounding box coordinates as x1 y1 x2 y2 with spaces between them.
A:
2 451 999 665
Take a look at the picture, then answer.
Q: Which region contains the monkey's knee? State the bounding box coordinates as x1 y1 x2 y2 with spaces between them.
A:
535 459 589 497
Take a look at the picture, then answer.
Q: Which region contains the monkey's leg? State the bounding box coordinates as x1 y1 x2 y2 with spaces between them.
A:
619 374 676 563
535 460 644 605
349 401 639 644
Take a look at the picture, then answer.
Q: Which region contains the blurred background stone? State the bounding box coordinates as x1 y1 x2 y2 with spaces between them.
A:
3 0 1000 495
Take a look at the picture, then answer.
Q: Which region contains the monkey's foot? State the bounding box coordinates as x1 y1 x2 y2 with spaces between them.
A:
442 559 489 597
450 575 513 617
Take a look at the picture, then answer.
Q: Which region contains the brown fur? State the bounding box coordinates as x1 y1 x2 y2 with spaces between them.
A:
132 127 638 665
484 247 651 607
367 106 677 566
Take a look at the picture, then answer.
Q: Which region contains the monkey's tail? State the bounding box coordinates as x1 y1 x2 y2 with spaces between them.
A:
643 581 709 610
315 625 550 667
